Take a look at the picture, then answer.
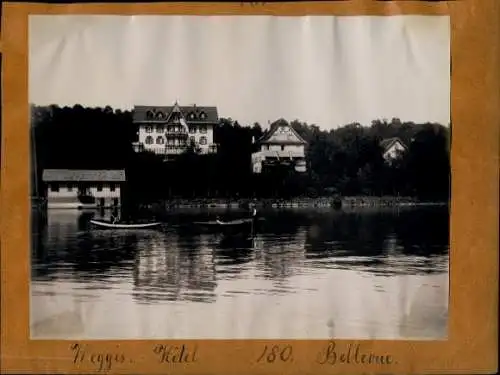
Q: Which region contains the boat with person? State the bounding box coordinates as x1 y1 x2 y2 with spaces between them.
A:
89 219 162 229
194 208 259 227
90 210 161 229
197 217 254 227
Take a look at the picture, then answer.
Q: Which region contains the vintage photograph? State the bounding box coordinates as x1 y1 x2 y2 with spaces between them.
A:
30 15 450 339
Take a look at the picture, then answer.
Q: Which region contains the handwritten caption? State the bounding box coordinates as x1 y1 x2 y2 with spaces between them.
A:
70 343 198 372
71 343 131 372
256 344 294 363
152 344 198 364
316 341 396 366
240 2 267 6
69 341 396 372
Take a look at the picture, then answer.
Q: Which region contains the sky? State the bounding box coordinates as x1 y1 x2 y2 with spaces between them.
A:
29 15 450 130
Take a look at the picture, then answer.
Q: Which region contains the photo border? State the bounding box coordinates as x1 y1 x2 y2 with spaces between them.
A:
1 1 498 374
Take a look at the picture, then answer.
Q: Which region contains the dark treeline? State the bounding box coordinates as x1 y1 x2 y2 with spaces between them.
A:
31 105 450 202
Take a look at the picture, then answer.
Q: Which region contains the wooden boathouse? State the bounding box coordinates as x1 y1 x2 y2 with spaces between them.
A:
42 169 126 209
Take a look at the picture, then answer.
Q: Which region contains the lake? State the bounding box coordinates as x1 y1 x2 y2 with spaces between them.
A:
30 206 449 340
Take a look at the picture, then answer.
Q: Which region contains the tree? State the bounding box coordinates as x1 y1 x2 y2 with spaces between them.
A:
31 104 450 202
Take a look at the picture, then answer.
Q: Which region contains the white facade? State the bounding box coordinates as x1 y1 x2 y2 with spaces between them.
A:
47 183 121 198
251 124 307 174
42 169 126 209
132 103 219 156
383 140 407 161
135 123 216 155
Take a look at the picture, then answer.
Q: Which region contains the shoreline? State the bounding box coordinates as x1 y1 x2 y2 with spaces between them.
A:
144 196 448 210
32 196 449 211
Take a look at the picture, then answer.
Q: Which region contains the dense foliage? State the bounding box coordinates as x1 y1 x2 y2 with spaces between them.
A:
31 105 450 202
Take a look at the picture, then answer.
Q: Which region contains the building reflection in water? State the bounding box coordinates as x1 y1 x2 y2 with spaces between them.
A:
32 210 139 283
31 207 449 339
132 230 217 304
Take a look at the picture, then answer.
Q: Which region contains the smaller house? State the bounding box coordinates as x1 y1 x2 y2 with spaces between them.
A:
42 169 126 209
380 137 407 162
251 122 308 174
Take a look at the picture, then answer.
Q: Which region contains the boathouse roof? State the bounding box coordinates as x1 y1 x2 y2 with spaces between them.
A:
42 169 126 182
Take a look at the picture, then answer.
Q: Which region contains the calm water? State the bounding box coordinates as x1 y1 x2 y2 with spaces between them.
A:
31 206 449 339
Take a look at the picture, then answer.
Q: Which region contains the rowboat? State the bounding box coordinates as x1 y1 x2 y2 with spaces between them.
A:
90 219 162 229
194 218 254 227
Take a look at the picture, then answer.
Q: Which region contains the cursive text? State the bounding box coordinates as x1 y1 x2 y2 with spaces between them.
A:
317 341 395 366
153 344 198 364
71 343 129 372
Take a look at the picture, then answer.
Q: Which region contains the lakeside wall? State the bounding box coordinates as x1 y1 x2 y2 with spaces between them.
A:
34 195 448 211
145 196 447 210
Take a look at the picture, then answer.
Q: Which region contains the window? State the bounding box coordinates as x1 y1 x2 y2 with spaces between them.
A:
145 126 153 133
189 136 196 144
156 136 165 145
156 112 164 120
145 136 154 144
189 126 196 134
199 112 207 120
146 110 154 119
281 145 285 151
67 184 73 192
200 136 207 145
50 183 59 192
97 185 103 192
200 125 207 134
189 112 196 120
156 125 164 133
110 184 116 192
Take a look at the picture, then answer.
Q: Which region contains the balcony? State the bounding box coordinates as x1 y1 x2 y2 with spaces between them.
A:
165 145 188 154
254 149 305 160
165 129 189 138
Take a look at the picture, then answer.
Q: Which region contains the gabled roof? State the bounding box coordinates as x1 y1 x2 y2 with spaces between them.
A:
380 137 407 151
133 103 218 123
258 122 307 145
42 169 126 182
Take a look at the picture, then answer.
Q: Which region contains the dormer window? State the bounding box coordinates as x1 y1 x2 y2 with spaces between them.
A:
156 111 164 120
199 112 207 120
146 110 155 120
188 112 196 120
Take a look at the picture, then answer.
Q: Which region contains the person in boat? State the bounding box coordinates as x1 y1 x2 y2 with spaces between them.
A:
110 213 121 224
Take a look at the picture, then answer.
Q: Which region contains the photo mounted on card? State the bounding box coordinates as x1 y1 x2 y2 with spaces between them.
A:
1 1 497 374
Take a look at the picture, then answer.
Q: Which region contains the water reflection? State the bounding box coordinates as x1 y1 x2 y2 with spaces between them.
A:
302 207 449 276
31 206 449 339
132 231 217 304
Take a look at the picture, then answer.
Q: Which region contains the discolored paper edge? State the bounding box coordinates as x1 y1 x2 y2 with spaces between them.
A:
1 1 498 374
